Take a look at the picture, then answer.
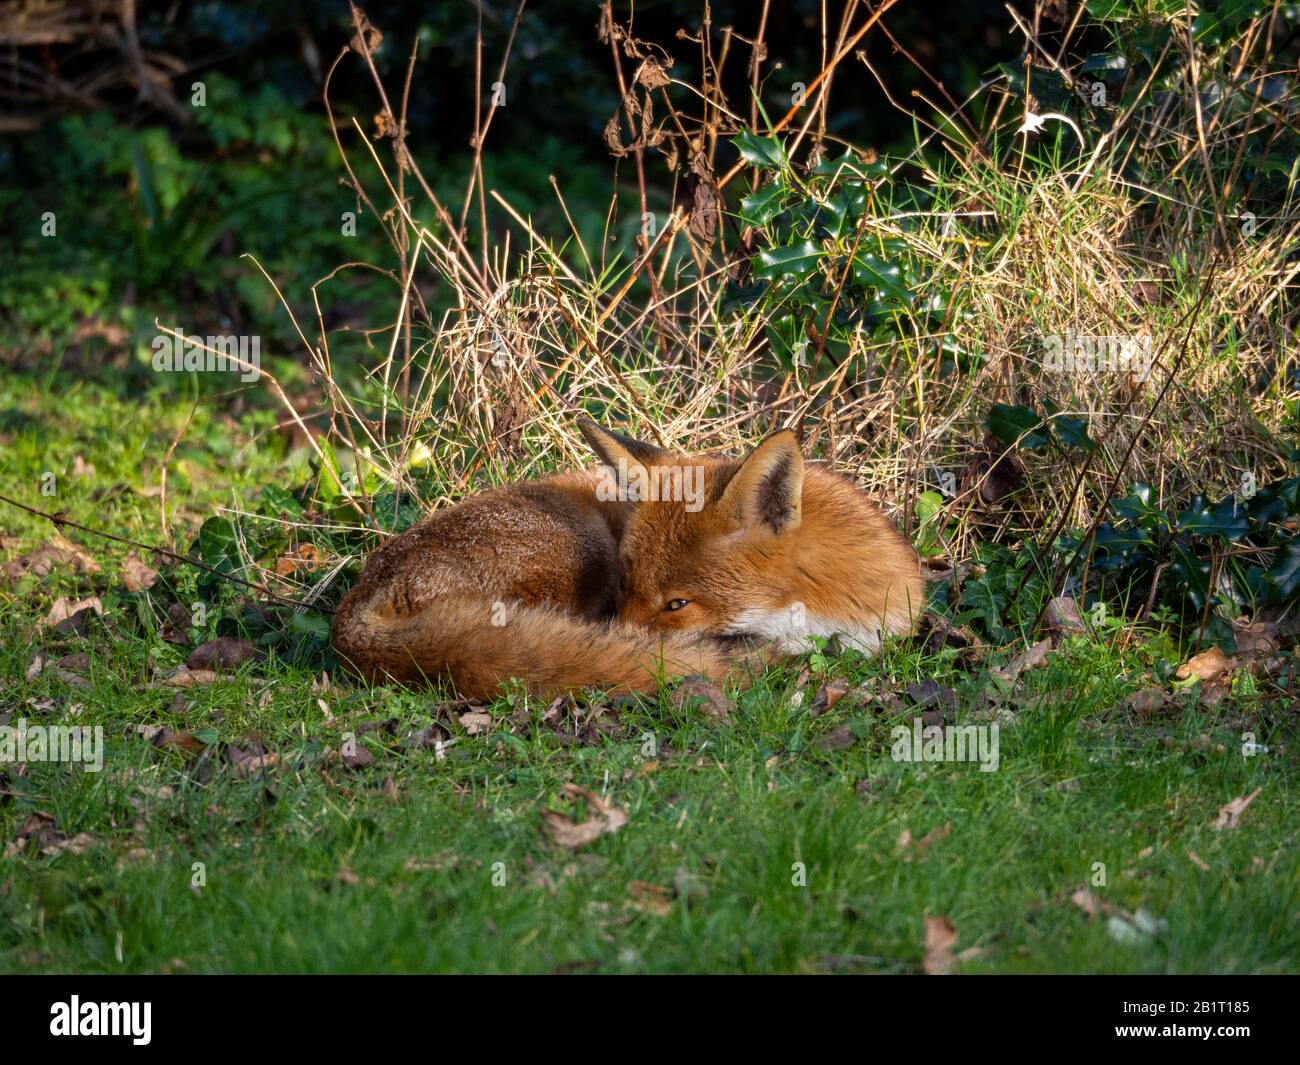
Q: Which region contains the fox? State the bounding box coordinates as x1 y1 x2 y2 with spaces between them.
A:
331 416 924 700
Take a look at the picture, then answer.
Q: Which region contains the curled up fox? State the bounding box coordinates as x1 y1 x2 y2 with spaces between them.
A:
332 417 925 699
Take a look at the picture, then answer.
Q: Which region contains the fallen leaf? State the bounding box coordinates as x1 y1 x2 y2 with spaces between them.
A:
993 637 1051 681
922 915 959 975
1176 646 1235 683
1233 621 1279 656
24 653 47 682
1070 888 1103 918
163 668 222 687
43 595 103 634
899 822 952 862
1210 786 1262 830
1044 596 1085 634
457 711 493 735
540 783 628 849
906 679 957 711
186 637 264 672
5 811 97 858
340 744 374 770
3 536 101 582
226 745 281 778
139 725 205 755
808 679 849 718
273 543 324 577
1125 686 1169 720
121 552 159 592
627 880 674 917
814 723 857 751
671 676 734 723
56 652 91 673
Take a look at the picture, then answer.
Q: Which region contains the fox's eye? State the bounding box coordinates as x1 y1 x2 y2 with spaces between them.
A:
664 598 690 612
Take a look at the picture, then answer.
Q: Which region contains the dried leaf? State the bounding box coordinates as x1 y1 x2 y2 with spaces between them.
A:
993 637 1051 681
1210 787 1262 830
627 880 673 916
906 679 957 711
121 552 159 592
1232 621 1279 656
540 783 628 849
1125 686 1169 720
814 723 857 751
922 915 959 975
228 748 281 778
186 637 264 672
671 676 734 723
457 711 493 736
1176 646 1235 683
634 56 673 90
1044 596 1085 634
43 595 103 634
5 811 97 858
4 536 101 582
808 679 849 718
163 668 222 687
899 822 952 862
1070 888 1102 918
25 653 47 682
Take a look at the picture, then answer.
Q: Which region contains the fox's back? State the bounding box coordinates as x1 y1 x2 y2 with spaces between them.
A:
337 469 621 624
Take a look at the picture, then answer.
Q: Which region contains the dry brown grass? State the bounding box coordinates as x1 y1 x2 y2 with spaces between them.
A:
240 2 1298 588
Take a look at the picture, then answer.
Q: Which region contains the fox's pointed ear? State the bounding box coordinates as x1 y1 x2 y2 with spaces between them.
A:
719 430 804 535
577 416 667 471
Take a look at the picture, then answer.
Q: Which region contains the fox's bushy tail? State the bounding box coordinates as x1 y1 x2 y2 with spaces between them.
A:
332 592 735 700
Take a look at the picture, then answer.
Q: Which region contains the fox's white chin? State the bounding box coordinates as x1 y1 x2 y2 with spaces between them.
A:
722 606 886 655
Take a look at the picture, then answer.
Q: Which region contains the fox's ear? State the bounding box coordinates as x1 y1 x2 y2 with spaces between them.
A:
577 416 668 471
719 430 804 535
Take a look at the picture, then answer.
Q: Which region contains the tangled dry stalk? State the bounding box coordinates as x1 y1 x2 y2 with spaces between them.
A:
227 1 1297 598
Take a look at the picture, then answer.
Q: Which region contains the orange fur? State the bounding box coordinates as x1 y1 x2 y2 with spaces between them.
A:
580 420 925 654
332 418 923 699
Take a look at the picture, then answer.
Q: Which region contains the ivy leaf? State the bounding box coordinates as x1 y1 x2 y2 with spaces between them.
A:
851 253 910 302
1268 540 1300 600
1110 483 1155 524
1179 502 1250 541
197 517 238 564
1170 543 1211 611
1051 414 1095 451
1085 0 1141 19
733 131 788 171
755 239 822 281
1091 522 1153 567
812 149 889 181
986 403 1051 451
739 181 787 226
261 484 303 518
1080 53 1128 73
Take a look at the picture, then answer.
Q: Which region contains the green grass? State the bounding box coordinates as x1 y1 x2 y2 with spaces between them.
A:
1 376 1297 974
